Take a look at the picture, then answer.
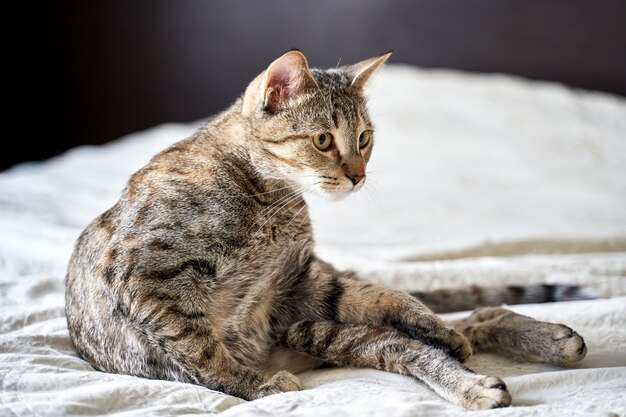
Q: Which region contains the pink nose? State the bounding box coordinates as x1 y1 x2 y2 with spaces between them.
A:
341 162 365 185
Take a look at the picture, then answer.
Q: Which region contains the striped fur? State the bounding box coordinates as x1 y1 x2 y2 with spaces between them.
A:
413 284 596 313
66 51 587 410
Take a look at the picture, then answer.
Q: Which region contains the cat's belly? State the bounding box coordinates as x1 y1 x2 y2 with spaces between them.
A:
265 346 324 374
212 238 315 367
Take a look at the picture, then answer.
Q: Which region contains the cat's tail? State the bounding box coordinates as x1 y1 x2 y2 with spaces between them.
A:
410 284 599 314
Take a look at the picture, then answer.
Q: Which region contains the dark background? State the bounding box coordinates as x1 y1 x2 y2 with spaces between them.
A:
8 0 626 171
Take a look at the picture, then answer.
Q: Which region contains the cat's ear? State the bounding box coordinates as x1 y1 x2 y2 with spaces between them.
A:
261 50 318 113
347 51 393 89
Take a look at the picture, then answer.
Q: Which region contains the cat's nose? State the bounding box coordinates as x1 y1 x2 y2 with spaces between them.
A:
345 172 364 185
341 161 365 186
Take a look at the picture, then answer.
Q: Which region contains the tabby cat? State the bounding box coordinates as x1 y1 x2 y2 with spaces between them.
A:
66 51 589 410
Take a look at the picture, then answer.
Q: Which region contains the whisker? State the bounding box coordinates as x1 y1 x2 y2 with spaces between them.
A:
244 182 319 255
244 183 296 198
255 193 302 226
247 182 319 236
362 182 385 216
254 187 304 217
279 203 307 238
246 198 303 250
361 186 377 213
284 204 311 248
245 191 300 234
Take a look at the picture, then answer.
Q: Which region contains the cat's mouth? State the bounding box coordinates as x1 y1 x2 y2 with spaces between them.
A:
314 177 365 201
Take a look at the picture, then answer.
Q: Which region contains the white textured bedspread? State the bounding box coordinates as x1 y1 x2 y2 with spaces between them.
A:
1 65 625 416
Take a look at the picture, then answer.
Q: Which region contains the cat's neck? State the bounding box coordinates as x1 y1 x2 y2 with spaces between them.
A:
195 99 303 203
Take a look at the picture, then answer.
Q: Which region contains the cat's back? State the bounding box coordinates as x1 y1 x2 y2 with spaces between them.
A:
67 131 259 287
122 134 258 245
65 129 268 368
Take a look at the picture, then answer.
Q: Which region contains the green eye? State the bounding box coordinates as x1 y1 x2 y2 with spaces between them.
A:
359 130 372 148
313 132 333 151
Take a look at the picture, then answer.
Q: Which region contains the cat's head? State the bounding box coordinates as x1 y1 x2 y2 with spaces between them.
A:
242 50 391 200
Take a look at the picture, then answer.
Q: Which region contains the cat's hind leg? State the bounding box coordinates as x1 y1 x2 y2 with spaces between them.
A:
279 321 511 410
306 260 472 362
117 287 302 399
449 307 587 366
145 339 302 400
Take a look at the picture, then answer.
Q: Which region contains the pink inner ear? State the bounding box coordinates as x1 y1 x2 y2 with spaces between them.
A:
265 54 306 110
267 70 295 101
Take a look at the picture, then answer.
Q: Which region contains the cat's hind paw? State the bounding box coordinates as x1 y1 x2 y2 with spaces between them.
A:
549 324 587 366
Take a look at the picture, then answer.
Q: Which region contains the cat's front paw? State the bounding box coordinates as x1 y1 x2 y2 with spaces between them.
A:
459 376 511 410
256 371 302 398
401 315 473 361
428 325 473 362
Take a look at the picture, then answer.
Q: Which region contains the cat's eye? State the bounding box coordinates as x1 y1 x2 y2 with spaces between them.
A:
313 132 333 151
358 130 372 148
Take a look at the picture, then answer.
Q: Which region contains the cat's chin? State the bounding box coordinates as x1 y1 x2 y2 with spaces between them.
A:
307 181 365 201
311 189 352 201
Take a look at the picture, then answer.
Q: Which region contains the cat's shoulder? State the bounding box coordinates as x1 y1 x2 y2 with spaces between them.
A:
123 134 220 195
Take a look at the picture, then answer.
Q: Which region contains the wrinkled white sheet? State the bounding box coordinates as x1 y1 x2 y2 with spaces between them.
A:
1 65 625 416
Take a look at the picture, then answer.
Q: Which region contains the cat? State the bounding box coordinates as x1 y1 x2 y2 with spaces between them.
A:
66 50 589 410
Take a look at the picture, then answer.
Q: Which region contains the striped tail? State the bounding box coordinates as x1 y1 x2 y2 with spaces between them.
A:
410 284 598 314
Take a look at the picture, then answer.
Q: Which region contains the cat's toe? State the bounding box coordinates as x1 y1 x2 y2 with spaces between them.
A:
444 328 473 362
460 376 512 410
552 326 587 365
257 370 302 397
414 323 473 362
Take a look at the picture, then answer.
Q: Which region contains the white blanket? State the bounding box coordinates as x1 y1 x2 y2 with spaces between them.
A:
1 65 625 416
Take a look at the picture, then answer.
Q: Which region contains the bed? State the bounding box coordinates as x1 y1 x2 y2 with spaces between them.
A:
1 65 625 416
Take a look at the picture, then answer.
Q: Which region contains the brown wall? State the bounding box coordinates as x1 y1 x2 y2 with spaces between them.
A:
7 0 626 170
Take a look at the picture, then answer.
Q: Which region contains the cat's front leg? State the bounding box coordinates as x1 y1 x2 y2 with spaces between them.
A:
308 259 472 361
279 321 510 410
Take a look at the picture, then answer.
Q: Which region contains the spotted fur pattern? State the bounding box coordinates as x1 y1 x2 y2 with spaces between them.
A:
66 51 587 410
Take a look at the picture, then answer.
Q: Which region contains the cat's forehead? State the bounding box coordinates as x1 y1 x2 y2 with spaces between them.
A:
308 69 369 127
311 69 361 99
311 69 351 87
